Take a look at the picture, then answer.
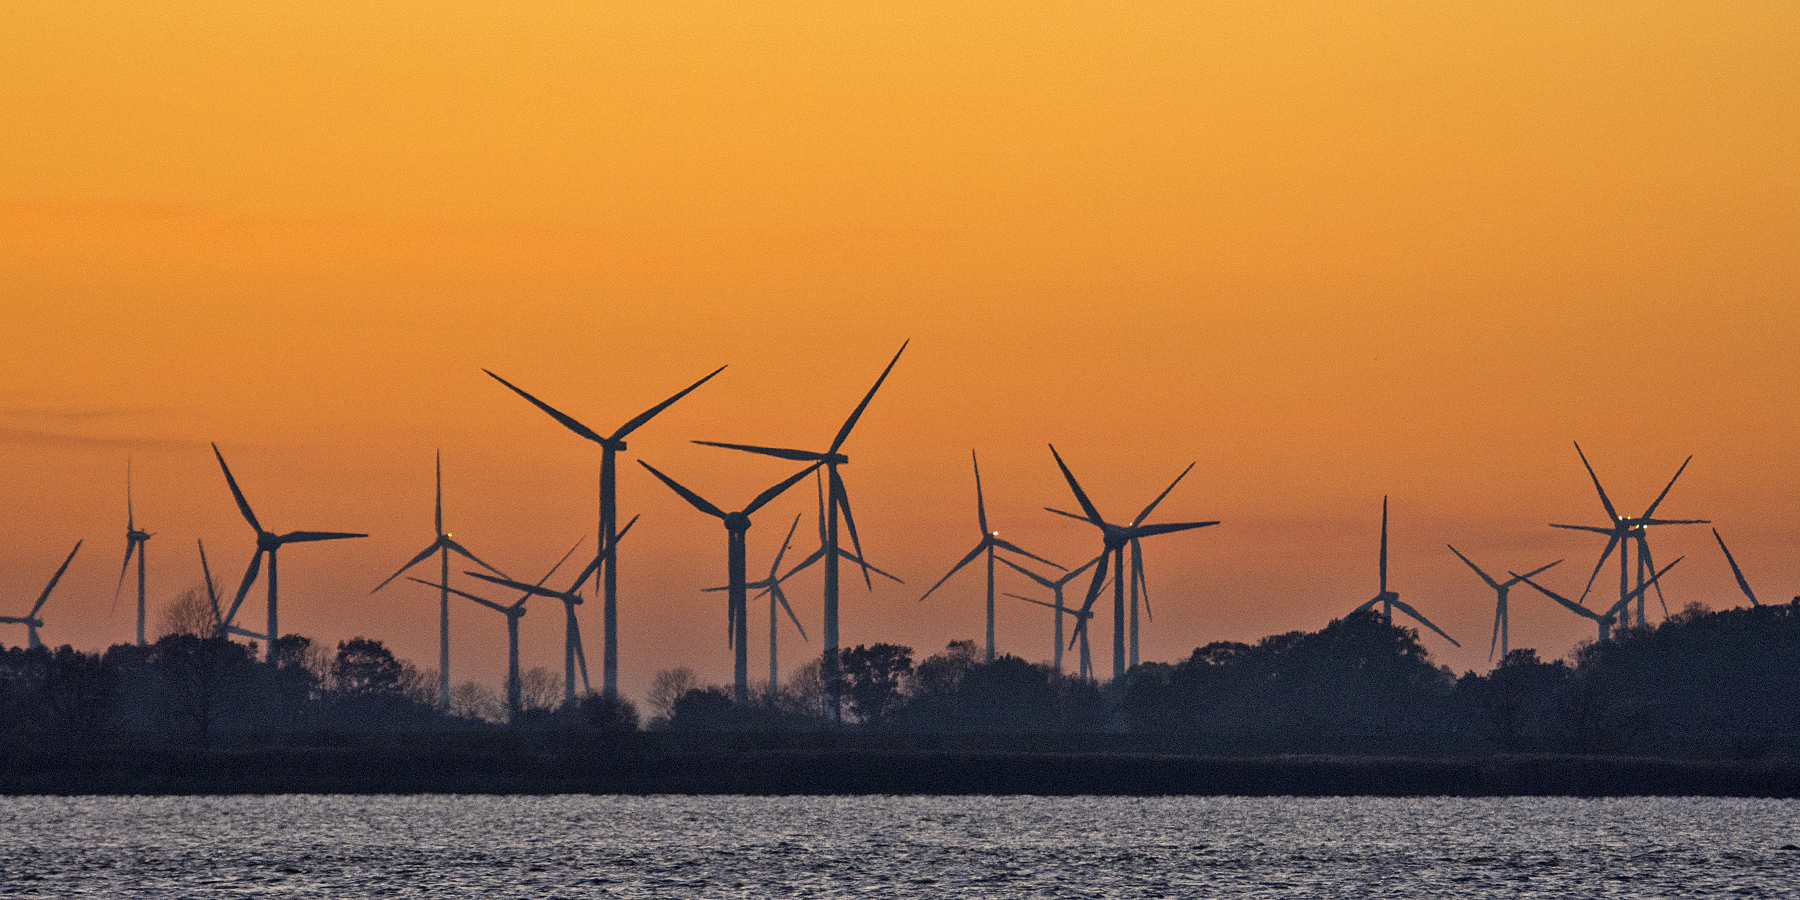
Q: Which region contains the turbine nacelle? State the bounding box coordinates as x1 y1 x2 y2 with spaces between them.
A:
724 512 753 532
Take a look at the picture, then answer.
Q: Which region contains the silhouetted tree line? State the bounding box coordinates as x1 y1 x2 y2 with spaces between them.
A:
0 633 638 751
655 604 1800 758
5 602 1798 757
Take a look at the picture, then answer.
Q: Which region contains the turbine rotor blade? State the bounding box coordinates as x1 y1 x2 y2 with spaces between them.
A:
1379 496 1389 593
1640 455 1694 519
197 539 221 625
1447 544 1501 591
1577 535 1621 605
919 542 989 601
31 540 83 617
829 340 907 454
972 450 988 535
991 539 1065 572
773 584 807 641
637 460 726 519
211 443 263 534
444 537 507 579
1386 597 1460 648
1132 462 1196 527
1129 520 1219 539
572 615 591 693
1573 441 1621 523
1047 444 1104 525
224 550 263 627
612 365 728 441
1713 528 1759 607
770 514 802 577
277 531 368 544
373 541 444 593
744 462 823 517
1067 551 1111 650
483 370 609 445
832 475 873 589
693 440 824 463
995 553 1058 590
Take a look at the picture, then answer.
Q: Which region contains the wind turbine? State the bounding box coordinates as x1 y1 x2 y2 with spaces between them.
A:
212 443 367 666
1 541 81 650
467 517 640 706
1350 497 1460 648
995 552 1104 675
1446 546 1563 661
692 341 907 719
1712 528 1762 608
919 451 1064 663
370 451 509 713
114 461 154 647
414 537 586 721
1514 557 1682 645
637 459 819 703
1047 444 1219 681
485 363 726 700
1551 442 1708 628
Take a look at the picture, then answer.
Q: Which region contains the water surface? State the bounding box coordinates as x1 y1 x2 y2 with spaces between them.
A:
2 795 1796 897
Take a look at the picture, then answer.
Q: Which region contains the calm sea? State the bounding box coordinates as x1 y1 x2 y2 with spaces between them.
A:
1 794 1796 897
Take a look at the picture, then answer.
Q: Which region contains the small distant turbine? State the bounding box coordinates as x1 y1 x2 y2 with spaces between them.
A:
1046 444 1219 681
919 451 1064 664
114 460 154 647
995 552 1104 676
692 342 906 721
212 443 367 665
1350 497 1459 648
486 363 726 700
371 451 509 713
638 458 819 704
415 537 586 720
1446 546 1562 661
1 541 82 650
1551 442 1707 627
467 518 640 705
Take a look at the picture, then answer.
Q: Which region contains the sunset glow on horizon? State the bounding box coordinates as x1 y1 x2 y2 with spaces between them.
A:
4 3 1798 704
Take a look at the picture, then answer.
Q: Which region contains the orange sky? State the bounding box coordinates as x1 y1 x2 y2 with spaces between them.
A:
3 3 1798 703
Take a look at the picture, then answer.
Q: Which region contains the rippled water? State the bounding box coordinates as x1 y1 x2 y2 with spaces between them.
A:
1 794 1797 897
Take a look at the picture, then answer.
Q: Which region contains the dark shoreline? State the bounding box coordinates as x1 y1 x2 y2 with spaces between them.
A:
5 748 1798 797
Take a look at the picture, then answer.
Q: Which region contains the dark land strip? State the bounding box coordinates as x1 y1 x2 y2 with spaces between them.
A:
5 749 1798 797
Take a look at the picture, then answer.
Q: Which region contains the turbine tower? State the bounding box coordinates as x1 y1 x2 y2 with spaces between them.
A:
416 537 586 720
115 461 154 647
1551 442 1707 628
1446 546 1562 661
638 459 818 703
212 443 367 666
919 451 1063 663
996 552 1104 676
1 541 81 650
469 517 638 705
692 341 907 719
731 515 810 692
371 451 509 713
485 364 725 700
1350 497 1460 648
